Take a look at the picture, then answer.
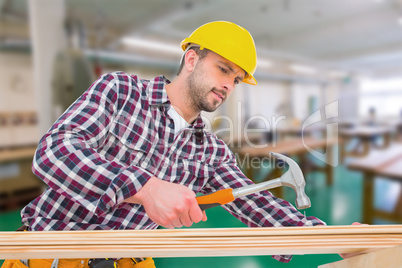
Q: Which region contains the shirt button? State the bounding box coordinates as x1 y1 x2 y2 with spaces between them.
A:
169 123 174 128
127 137 133 144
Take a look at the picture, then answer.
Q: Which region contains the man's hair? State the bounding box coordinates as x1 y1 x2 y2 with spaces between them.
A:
177 46 210 76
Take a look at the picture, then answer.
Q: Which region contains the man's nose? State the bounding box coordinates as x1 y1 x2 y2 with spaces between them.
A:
222 78 235 93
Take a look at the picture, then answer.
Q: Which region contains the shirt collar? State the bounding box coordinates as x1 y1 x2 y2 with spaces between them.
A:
146 75 205 129
146 75 170 106
192 114 205 128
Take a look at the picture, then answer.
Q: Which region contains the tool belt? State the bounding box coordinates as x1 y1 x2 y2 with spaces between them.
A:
1 226 156 268
1 257 155 268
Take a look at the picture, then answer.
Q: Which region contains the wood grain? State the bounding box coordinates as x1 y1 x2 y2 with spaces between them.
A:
0 225 401 259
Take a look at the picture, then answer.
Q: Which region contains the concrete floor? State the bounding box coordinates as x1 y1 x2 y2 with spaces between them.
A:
0 150 399 267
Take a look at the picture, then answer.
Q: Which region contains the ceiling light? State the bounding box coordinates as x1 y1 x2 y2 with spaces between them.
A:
289 64 317 74
398 16 402 25
257 59 273 68
328 70 347 78
121 37 182 55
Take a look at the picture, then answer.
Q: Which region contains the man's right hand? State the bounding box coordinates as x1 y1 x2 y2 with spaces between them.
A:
124 177 207 229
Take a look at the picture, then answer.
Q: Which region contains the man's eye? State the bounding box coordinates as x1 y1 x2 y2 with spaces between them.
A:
219 66 227 73
234 79 240 85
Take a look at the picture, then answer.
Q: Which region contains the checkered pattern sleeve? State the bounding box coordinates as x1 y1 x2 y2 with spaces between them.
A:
32 72 153 217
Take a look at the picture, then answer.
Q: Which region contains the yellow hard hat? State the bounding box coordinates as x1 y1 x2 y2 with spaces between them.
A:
180 21 257 85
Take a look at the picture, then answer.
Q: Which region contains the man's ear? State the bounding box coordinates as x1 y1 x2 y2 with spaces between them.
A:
184 49 199 72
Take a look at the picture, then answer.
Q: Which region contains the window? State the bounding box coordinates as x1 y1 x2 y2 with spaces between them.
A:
359 77 402 117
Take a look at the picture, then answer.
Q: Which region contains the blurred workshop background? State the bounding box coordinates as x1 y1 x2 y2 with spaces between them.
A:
1 0 402 267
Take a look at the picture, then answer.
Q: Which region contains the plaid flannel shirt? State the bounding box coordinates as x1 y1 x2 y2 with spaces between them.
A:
21 72 325 263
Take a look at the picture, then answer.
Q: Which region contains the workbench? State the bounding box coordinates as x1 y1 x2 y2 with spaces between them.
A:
231 137 338 198
223 123 327 148
0 146 37 164
0 146 43 212
275 123 327 141
347 144 402 224
395 120 402 142
339 126 393 163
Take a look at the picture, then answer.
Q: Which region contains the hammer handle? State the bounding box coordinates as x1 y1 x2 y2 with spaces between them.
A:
196 188 235 211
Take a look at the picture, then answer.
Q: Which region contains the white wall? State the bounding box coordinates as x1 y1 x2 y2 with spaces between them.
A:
0 53 35 112
291 82 321 122
0 52 39 147
248 81 289 120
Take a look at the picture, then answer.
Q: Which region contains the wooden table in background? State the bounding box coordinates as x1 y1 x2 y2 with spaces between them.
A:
0 145 42 211
231 137 338 197
347 144 402 224
0 146 37 164
395 120 402 142
339 126 393 163
275 124 327 141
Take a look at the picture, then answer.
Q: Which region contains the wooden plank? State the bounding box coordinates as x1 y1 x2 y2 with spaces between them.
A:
0 225 400 239
0 243 396 260
318 244 402 268
2 239 399 248
3 233 398 243
0 225 400 260
2 234 399 246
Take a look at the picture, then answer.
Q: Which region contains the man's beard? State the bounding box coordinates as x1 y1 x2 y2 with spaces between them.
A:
186 66 225 113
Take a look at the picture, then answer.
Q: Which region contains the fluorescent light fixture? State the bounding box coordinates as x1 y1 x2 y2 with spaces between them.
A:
121 37 182 55
257 59 273 68
398 16 402 25
329 70 347 78
289 63 317 74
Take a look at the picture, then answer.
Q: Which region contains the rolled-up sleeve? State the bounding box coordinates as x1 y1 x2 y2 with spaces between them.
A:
32 72 153 216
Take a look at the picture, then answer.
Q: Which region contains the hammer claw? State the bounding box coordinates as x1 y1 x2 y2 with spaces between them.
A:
271 152 311 209
196 152 311 210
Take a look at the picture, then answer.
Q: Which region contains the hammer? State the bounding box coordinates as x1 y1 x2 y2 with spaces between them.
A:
196 152 311 210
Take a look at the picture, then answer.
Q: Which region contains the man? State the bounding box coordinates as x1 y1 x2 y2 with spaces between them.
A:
9 21 326 268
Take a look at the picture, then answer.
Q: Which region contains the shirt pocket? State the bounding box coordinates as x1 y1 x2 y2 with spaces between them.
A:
180 159 215 192
110 117 152 166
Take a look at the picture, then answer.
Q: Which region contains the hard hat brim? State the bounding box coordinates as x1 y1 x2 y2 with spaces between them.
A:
243 75 257 85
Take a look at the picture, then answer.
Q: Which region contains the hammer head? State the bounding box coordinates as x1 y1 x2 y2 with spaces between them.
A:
270 152 311 209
